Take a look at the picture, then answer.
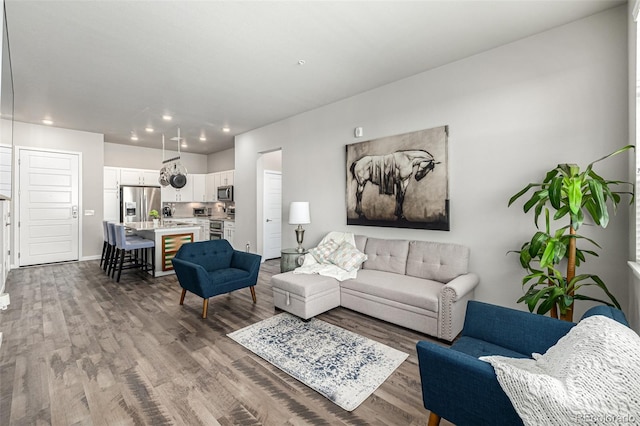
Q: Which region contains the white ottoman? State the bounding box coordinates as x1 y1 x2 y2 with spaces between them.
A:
271 272 341 319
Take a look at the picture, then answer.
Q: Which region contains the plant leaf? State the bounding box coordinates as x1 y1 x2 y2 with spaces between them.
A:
588 179 608 228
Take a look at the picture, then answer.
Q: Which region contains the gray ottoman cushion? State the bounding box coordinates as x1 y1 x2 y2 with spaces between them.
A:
271 272 341 319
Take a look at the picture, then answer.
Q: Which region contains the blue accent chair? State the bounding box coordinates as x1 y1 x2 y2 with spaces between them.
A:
171 239 262 319
416 300 629 426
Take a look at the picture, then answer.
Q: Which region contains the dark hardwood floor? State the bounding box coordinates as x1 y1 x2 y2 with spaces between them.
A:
0 259 452 425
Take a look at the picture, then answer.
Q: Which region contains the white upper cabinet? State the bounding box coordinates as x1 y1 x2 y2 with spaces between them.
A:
104 167 120 190
220 170 234 186
120 168 159 186
205 173 217 201
161 176 193 202
192 174 206 202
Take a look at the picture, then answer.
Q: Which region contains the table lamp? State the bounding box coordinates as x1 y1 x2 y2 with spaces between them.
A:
289 201 310 253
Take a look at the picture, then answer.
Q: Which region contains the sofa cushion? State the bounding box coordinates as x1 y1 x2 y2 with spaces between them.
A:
362 238 409 274
328 241 368 272
341 269 442 312
451 336 529 359
406 241 469 283
271 272 340 297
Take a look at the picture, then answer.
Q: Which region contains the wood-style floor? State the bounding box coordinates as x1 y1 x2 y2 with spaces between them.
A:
0 258 453 425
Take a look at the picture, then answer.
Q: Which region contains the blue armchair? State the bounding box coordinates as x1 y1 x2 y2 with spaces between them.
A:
171 239 262 319
416 301 629 426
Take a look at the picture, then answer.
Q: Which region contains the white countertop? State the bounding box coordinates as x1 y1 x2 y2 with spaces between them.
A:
123 221 201 231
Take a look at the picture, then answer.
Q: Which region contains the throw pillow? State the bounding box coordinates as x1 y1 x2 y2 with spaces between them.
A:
309 239 340 264
328 241 368 272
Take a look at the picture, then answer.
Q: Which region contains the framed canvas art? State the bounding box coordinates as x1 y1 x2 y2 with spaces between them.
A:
346 125 449 230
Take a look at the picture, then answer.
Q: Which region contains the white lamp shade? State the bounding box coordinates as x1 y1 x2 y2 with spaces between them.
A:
289 201 310 225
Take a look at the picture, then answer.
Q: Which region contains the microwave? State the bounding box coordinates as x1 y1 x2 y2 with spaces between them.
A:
217 185 233 202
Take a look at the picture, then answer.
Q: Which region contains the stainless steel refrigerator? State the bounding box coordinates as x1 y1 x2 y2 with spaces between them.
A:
120 185 161 223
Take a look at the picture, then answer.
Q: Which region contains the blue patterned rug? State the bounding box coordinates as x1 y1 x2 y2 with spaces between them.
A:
227 313 408 411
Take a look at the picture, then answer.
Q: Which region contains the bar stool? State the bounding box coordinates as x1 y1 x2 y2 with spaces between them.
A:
112 224 155 282
100 220 113 270
105 222 118 274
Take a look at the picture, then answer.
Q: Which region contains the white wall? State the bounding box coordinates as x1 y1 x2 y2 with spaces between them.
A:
13 122 104 259
236 6 630 319
104 142 208 174
207 147 234 172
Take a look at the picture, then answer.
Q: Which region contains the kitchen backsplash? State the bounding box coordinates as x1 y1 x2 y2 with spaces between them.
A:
162 201 234 218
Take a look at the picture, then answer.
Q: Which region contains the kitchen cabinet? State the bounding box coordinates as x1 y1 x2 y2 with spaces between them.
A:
220 170 234 186
161 177 193 202
104 167 120 190
205 173 217 201
224 220 235 248
204 170 235 202
120 168 159 186
103 189 120 222
0 145 11 199
191 174 206 202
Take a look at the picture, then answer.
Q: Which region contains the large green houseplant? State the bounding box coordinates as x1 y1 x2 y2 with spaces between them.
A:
508 145 634 321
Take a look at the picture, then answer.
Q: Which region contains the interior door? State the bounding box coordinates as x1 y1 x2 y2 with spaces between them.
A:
19 149 80 266
263 171 282 260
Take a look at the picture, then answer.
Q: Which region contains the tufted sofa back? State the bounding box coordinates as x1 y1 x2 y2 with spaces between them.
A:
355 235 470 283
361 237 409 275
406 241 469 283
173 239 234 272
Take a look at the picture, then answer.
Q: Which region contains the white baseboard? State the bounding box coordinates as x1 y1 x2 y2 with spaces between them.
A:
81 255 101 261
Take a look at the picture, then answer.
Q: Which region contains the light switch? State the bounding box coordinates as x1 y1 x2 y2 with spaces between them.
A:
84 210 95 216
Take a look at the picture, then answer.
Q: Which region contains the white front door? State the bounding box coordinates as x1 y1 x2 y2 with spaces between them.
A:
19 149 80 266
263 171 282 260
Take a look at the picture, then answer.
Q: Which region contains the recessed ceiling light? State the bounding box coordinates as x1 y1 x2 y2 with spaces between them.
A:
162 115 172 121
145 127 154 133
131 135 139 141
222 127 230 133
199 136 206 142
42 119 53 125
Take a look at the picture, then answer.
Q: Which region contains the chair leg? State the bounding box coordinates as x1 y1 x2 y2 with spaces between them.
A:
179 288 186 305
249 286 256 303
428 412 441 426
100 241 107 268
202 298 209 319
116 250 125 282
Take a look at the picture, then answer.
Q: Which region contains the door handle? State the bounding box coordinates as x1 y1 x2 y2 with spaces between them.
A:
266 218 272 222
72 205 78 218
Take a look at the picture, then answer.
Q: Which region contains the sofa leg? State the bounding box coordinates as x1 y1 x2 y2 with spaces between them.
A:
202 298 209 319
250 286 256 303
179 288 186 305
428 412 441 426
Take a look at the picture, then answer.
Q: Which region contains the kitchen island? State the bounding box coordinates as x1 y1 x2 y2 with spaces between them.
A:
125 221 204 277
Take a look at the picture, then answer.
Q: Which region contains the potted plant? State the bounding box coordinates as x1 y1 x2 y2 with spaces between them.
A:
508 145 634 321
149 209 160 226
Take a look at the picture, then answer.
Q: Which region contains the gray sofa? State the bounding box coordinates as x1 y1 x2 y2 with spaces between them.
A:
271 235 479 342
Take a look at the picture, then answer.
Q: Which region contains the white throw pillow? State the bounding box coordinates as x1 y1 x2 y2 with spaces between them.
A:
328 241 368 272
308 239 340 264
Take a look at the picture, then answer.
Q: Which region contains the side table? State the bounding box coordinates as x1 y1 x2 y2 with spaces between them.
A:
280 248 308 273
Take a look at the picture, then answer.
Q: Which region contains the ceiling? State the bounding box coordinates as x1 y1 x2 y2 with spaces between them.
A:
3 0 625 155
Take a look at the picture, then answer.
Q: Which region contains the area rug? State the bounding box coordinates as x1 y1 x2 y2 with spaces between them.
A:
227 313 408 411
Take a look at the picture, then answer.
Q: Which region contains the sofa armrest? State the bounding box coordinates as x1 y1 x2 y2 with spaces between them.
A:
231 251 262 282
441 273 479 301
437 273 479 341
416 340 522 426
580 305 629 326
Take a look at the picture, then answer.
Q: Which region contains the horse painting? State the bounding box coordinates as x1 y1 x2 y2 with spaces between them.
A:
350 150 439 221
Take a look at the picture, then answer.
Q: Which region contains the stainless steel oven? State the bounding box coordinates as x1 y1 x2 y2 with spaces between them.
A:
209 219 224 240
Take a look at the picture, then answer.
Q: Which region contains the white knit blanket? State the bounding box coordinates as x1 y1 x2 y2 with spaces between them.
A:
293 231 358 281
481 315 640 426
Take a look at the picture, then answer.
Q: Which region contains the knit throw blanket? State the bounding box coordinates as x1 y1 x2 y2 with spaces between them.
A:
481 315 640 426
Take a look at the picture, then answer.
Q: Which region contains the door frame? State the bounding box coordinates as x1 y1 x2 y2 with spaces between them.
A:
14 146 83 267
